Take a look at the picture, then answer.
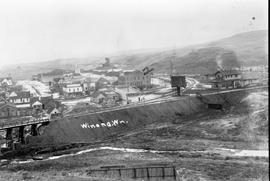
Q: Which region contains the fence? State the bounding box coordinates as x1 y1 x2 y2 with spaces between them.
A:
87 165 177 181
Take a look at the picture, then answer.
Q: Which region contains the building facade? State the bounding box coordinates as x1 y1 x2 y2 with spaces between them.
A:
63 83 84 98
0 102 32 119
118 70 151 88
91 90 120 106
211 70 257 89
8 91 31 108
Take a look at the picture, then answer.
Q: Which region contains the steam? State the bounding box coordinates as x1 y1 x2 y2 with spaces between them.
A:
215 54 223 70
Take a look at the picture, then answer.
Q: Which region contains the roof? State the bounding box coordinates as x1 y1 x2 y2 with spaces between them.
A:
47 107 60 114
103 91 118 95
211 79 242 83
65 83 81 88
0 102 17 110
9 91 31 99
0 96 7 103
215 70 241 76
32 101 42 106
9 92 17 97
107 69 122 72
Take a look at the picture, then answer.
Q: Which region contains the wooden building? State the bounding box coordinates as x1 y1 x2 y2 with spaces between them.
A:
118 70 151 88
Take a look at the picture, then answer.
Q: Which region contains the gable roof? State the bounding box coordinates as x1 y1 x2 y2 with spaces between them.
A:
0 96 7 103
32 101 42 106
0 102 17 110
47 107 60 114
9 91 31 99
9 92 17 97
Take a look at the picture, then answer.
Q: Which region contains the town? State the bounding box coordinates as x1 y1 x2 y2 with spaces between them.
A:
0 0 268 180
0 56 268 150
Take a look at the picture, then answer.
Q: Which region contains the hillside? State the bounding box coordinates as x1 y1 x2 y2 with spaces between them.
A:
149 47 240 74
207 30 268 66
0 30 267 79
0 58 100 80
110 30 268 73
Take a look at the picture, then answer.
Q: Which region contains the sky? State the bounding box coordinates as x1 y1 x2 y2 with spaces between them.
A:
0 0 268 68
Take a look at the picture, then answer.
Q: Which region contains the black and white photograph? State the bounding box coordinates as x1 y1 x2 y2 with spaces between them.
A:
0 0 268 180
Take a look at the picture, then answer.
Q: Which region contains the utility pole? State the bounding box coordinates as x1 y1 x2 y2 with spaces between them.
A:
170 59 173 77
170 47 176 76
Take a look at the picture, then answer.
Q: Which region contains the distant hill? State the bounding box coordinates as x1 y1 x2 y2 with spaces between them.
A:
150 47 240 74
0 58 101 80
110 30 268 74
0 30 267 79
207 30 268 66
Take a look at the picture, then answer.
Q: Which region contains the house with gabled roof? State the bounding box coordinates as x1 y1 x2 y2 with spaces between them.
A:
211 69 258 89
47 107 61 119
0 102 18 118
32 100 43 110
214 69 242 80
91 89 120 106
8 91 31 107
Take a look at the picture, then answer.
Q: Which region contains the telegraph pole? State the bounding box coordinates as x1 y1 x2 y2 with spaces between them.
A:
170 47 176 76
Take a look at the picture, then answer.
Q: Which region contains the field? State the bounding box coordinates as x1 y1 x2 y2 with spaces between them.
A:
0 90 268 181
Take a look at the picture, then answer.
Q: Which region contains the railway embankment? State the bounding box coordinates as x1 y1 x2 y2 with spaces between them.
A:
28 86 268 146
